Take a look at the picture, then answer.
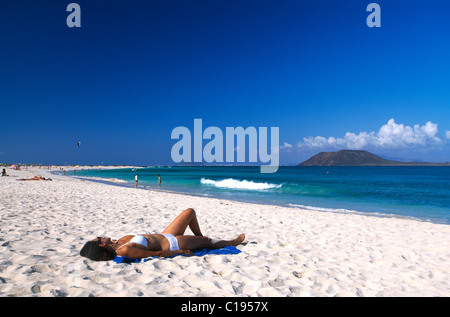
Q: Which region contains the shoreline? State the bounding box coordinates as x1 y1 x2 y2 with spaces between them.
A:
54 167 449 226
1 166 449 297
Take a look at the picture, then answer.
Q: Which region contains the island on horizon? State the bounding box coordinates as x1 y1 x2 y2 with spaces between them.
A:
298 150 450 166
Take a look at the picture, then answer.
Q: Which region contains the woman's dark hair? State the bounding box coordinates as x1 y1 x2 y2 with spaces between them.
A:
80 241 115 261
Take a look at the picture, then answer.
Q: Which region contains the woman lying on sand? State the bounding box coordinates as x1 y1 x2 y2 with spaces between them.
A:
16 176 52 181
80 208 245 261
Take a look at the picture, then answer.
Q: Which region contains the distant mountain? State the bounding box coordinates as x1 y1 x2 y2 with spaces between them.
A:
298 150 450 166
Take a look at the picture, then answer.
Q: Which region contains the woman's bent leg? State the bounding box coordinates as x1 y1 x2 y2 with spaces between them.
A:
162 208 203 237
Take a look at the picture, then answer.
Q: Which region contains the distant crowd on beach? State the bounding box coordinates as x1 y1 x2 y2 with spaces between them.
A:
1 163 20 171
1 166 52 181
0 163 64 171
1 164 163 189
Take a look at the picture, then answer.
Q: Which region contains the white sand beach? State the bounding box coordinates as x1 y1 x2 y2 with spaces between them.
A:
0 166 449 297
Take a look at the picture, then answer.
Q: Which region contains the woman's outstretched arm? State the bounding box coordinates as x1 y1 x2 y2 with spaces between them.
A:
119 247 193 259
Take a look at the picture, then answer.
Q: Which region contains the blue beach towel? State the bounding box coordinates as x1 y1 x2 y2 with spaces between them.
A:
112 246 242 264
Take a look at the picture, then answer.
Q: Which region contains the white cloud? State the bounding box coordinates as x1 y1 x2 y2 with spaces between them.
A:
279 142 293 153
297 119 444 150
446 130 450 139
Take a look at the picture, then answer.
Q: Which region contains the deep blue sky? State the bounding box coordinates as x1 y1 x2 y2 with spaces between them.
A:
1 0 449 165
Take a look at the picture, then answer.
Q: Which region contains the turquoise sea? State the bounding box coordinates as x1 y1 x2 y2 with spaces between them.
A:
67 166 450 225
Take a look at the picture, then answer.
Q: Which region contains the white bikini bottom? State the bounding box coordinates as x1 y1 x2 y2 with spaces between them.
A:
161 234 180 251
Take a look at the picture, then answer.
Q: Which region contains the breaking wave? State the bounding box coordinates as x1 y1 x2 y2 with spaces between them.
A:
200 178 282 190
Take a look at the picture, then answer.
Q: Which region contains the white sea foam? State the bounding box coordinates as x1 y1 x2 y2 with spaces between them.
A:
288 203 360 214
75 176 128 184
200 178 282 190
287 203 420 221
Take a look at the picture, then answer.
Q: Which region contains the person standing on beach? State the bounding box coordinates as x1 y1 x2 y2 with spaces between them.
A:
135 174 138 188
158 174 161 187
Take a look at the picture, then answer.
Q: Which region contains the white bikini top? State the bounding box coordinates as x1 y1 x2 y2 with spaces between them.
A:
115 233 148 254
